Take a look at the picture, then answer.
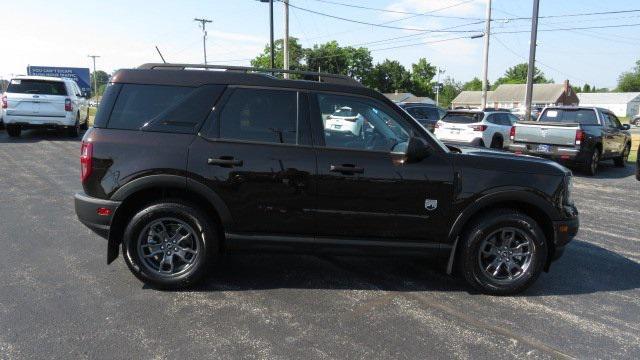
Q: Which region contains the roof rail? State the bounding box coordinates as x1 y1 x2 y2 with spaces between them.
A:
137 63 364 87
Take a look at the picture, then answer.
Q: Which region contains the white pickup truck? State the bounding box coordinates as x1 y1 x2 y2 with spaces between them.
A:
1 76 89 137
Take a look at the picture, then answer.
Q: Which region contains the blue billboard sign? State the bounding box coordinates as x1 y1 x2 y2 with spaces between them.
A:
26 66 92 93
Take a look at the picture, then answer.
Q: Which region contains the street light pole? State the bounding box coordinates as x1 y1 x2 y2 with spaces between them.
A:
436 68 445 106
88 55 100 102
283 0 290 78
524 0 541 120
480 0 492 110
194 18 212 65
258 0 275 69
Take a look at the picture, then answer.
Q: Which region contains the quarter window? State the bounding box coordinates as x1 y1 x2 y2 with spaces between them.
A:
219 88 299 144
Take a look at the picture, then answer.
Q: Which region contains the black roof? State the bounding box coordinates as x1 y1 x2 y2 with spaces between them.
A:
110 63 390 104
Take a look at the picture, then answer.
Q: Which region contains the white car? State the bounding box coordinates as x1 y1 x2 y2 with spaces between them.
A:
2 76 89 137
324 106 365 136
434 109 519 149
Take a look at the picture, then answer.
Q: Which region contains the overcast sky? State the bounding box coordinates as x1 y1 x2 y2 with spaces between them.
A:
1 0 639 89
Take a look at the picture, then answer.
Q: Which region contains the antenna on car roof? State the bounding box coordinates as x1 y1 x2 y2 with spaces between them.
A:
155 46 167 64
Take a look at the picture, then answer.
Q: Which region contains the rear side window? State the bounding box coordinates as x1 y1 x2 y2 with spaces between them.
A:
7 79 67 96
107 85 193 130
539 109 598 125
219 88 299 144
406 106 440 121
442 112 484 124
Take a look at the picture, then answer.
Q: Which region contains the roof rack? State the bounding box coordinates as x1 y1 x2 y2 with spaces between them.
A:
137 63 364 88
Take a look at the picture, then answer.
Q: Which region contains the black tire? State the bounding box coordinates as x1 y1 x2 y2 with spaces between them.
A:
458 209 547 295
6 125 21 138
122 200 218 289
490 136 504 149
584 147 601 176
613 143 631 167
67 115 81 137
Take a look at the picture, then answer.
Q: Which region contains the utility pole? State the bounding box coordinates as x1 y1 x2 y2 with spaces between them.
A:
283 0 290 78
524 0 541 120
480 0 492 109
194 18 212 65
435 68 445 106
88 55 100 101
269 0 274 69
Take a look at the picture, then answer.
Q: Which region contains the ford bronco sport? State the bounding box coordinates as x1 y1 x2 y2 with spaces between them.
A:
74 64 579 295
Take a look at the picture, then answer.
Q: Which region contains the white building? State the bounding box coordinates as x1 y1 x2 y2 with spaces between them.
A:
577 92 640 118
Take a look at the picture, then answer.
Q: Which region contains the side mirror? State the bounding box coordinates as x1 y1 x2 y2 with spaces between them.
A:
621 124 631 130
405 136 431 163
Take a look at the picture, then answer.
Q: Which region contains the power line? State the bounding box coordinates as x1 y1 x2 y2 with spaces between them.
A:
302 0 482 20
493 22 640 35
283 1 483 33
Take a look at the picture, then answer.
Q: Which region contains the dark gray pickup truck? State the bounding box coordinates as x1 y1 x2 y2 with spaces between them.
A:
509 107 632 175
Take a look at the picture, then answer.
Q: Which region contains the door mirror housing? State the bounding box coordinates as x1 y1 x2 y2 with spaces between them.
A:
405 136 431 163
621 124 631 130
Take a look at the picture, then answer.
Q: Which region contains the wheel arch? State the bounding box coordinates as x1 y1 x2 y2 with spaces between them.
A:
107 175 231 263
446 190 557 274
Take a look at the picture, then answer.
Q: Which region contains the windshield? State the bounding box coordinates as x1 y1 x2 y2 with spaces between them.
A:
442 112 484 124
7 79 67 95
330 107 358 118
539 109 599 125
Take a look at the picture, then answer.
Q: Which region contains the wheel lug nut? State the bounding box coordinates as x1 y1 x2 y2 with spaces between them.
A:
174 247 178 251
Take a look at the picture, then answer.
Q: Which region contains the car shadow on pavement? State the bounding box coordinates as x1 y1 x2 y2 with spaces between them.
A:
572 162 637 179
180 240 639 296
0 128 85 143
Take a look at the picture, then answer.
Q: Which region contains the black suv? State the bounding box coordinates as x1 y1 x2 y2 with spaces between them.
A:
75 64 579 295
396 102 446 132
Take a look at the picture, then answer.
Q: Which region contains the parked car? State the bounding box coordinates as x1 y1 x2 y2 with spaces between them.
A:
632 115 640 127
396 102 446 132
2 76 89 137
509 107 632 175
323 106 365 136
433 109 519 149
636 143 640 181
74 63 578 295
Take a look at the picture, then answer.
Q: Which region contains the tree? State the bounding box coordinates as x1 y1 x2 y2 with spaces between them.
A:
304 41 373 83
251 37 305 72
438 77 462 108
408 58 437 97
617 60 640 92
90 70 110 96
582 84 592 93
367 60 411 93
462 77 485 91
493 63 551 88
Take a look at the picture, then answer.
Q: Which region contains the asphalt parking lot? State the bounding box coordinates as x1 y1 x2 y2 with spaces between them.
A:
0 129 638 359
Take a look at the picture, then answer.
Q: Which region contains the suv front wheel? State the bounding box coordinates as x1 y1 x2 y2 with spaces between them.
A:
122 200 218 289
458 209 547 295
6 125 21 138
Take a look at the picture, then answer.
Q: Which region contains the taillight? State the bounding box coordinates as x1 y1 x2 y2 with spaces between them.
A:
510 126 516 140
65 98 73 112
80 142 93 182
575 129 584 145
1 95 7 109
469 124 487 131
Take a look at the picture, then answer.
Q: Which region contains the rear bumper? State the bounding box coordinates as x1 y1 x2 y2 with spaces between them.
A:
4 114 75 127
509 143 588 164
74 192 121 239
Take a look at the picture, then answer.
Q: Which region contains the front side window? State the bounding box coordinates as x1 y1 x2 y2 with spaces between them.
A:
317 94 411 153
219 88 298 144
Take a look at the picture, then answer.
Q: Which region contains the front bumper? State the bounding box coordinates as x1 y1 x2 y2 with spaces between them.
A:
74 192 121 239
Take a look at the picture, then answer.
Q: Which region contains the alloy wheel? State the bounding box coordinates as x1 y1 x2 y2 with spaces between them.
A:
477 227 534 284
137 218 199 276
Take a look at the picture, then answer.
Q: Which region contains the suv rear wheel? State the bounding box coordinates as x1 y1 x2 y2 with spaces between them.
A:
122 200 218 289
490 136 504 149
6 125 21 138
67 115 81 137
458 209 547 295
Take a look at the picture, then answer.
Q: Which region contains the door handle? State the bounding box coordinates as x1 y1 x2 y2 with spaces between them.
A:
208 156 243 167
330 164 364 174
